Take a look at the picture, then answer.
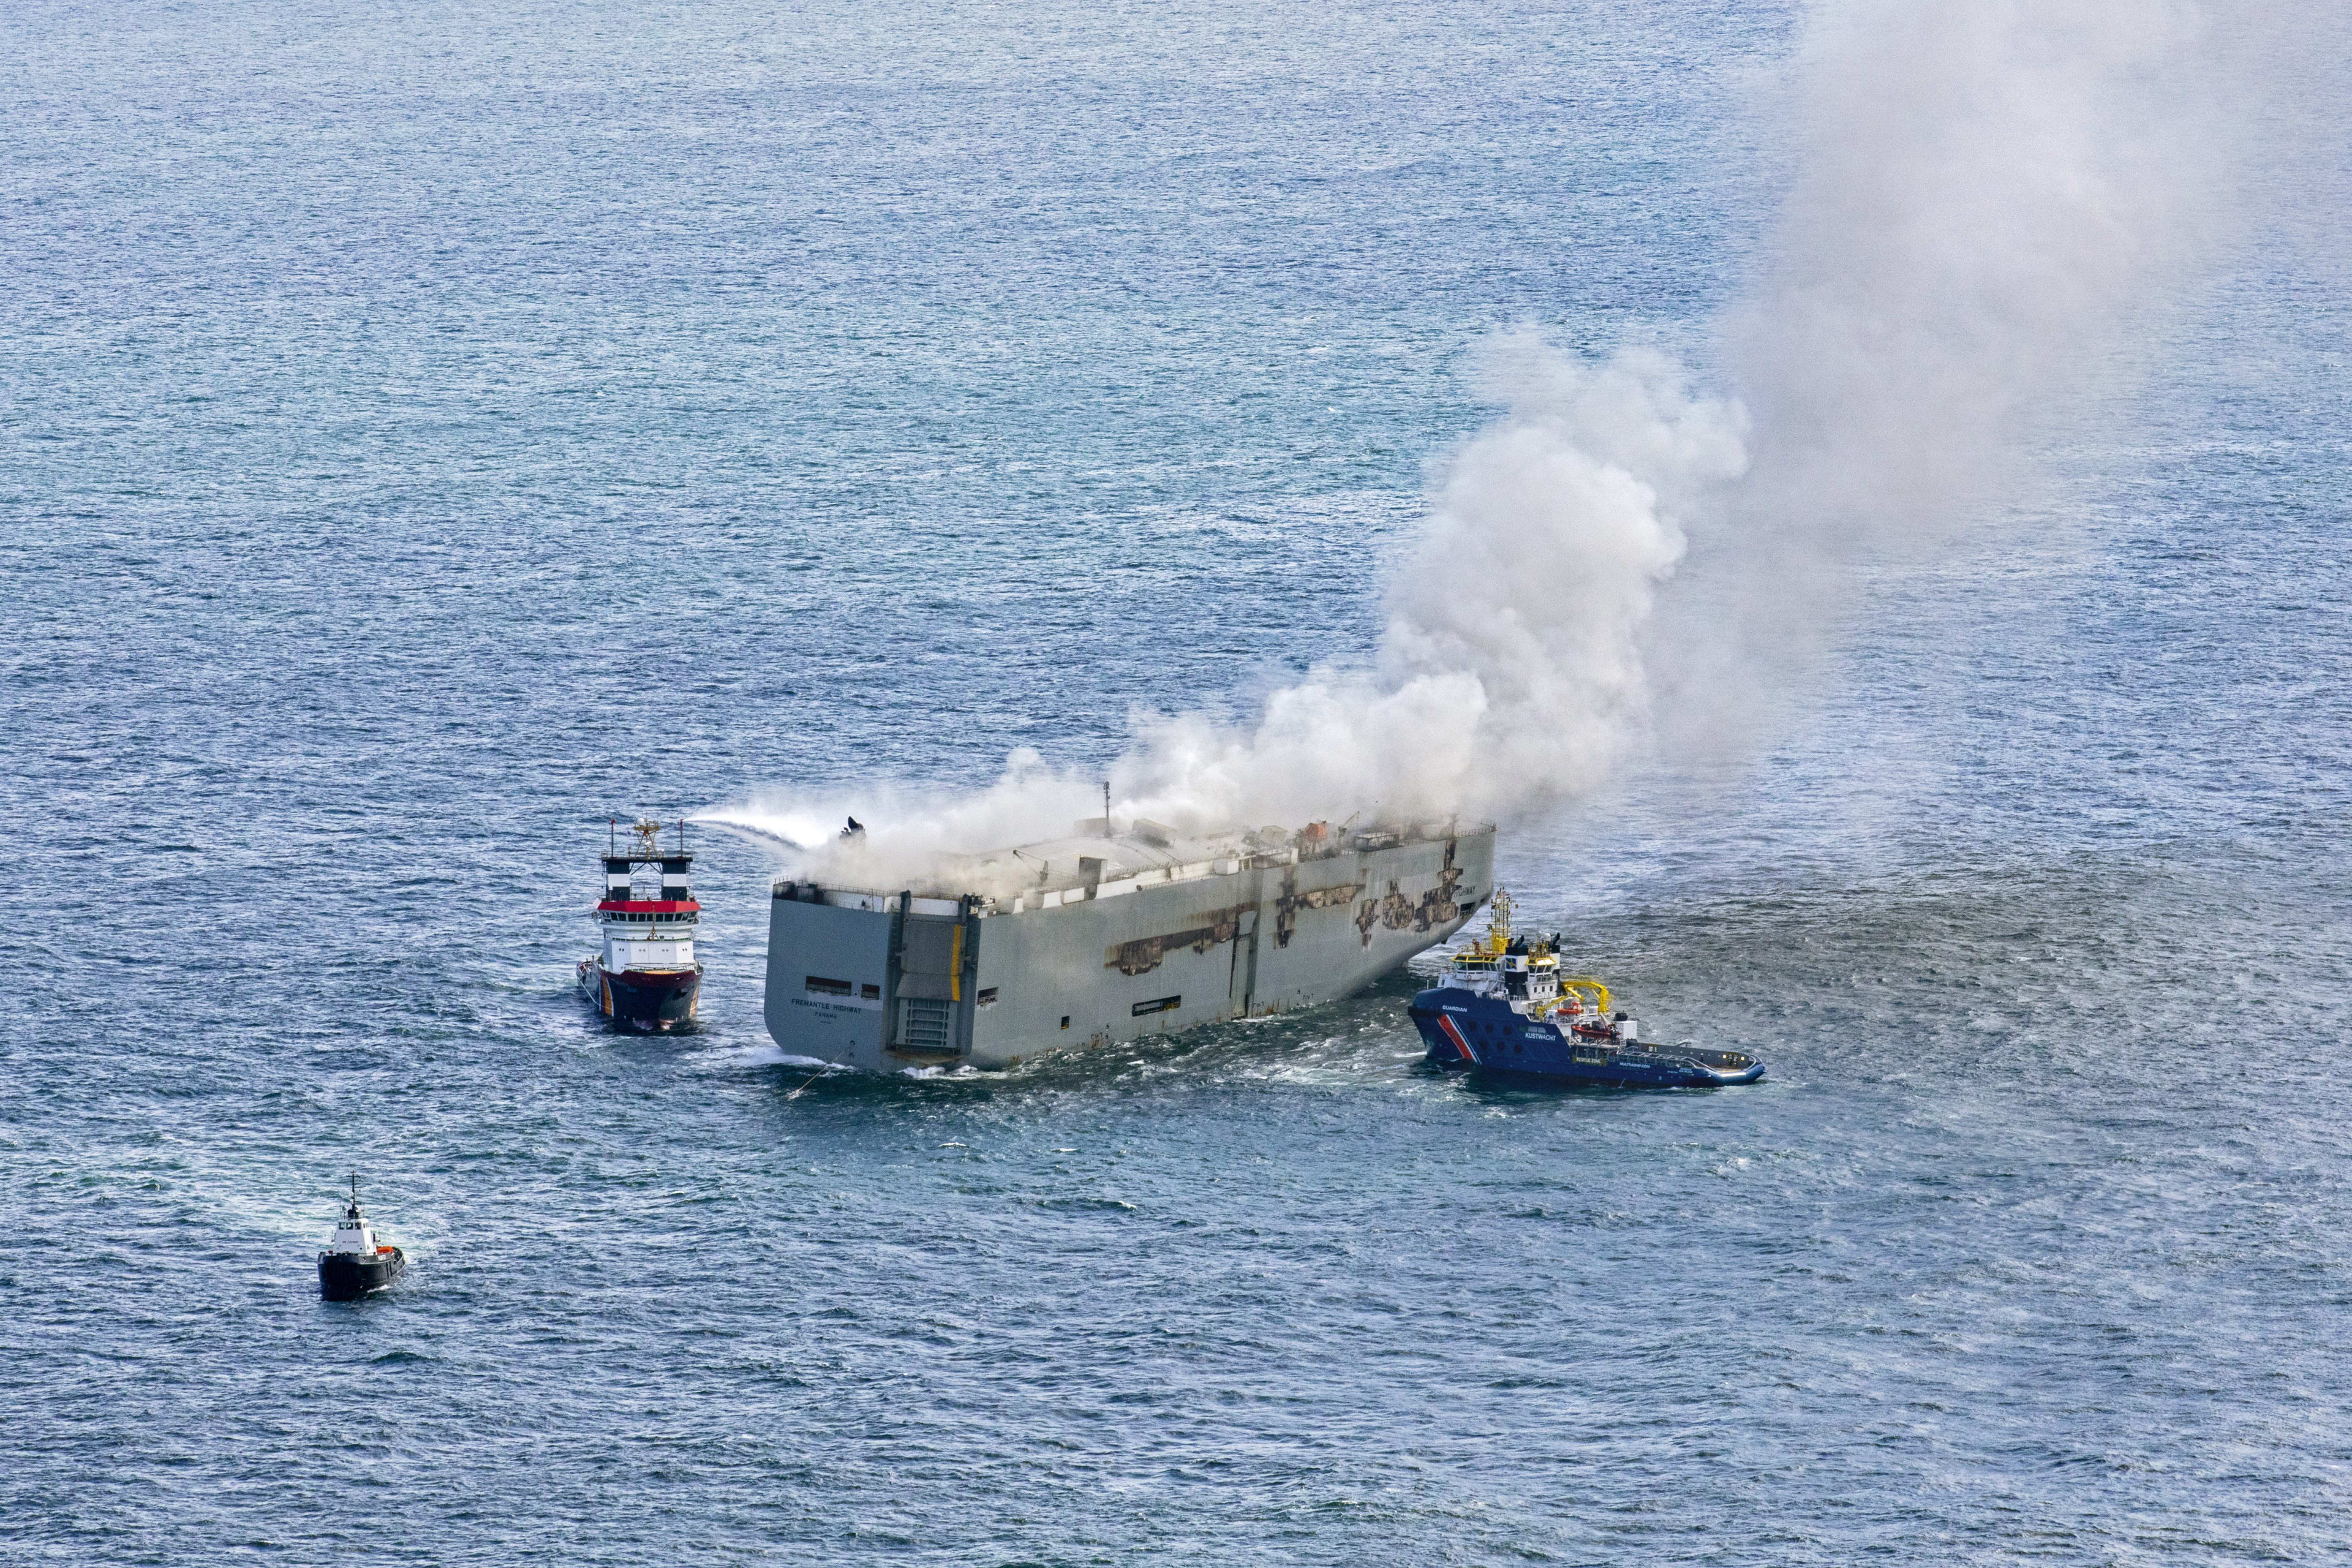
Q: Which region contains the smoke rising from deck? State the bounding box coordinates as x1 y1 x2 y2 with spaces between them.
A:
711 346 1741 880
1109 341 1743 831
712 0 2318 880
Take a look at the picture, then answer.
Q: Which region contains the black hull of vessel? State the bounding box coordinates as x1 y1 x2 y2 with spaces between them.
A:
586 963 702 1033
318 1247 405 1302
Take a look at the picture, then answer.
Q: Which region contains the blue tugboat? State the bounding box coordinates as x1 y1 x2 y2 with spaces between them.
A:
1408 890 1763 1088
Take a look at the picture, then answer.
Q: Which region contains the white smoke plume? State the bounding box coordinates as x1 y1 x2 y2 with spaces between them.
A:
712 0 2319 879
1112 341 1743 830
710 345 1742 879
1655 0 2267 734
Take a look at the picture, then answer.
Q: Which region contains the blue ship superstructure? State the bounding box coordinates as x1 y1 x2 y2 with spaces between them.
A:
1408 890 1763 1088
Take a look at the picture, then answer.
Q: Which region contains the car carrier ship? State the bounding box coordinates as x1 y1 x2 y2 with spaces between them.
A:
763 818 1494 1071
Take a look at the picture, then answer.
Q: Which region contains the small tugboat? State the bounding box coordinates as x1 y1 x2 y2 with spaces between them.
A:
578 816 704 1033
317 1176 405 1301
1408 890 1764 1088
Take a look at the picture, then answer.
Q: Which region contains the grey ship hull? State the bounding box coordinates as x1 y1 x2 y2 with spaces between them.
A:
763 827 1494 1072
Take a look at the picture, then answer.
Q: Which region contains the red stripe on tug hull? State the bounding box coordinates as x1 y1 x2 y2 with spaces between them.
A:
598 899 700 913
1438 1013 1480 1066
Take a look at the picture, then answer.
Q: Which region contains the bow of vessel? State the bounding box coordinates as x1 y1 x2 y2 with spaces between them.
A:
1408 889 1763 1087
317 1176 405 1301
579 816 704 1033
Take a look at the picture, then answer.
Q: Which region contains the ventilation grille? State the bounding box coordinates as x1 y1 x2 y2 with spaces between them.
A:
899 997 957 1054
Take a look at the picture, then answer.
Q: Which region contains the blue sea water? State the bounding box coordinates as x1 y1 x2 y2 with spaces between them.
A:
5 2 2350 1562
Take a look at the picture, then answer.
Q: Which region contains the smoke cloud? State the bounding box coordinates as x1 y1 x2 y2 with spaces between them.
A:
712 0 2316 879
712 345 1742 878
1658 0 2256 733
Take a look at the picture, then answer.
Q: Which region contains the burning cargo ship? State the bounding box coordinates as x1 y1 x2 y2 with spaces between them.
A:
762 818 1493 1071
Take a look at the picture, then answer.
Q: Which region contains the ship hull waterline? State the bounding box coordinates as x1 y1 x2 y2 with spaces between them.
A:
763 827 1495 1073
318 1246 405 1302
580 960 703 1033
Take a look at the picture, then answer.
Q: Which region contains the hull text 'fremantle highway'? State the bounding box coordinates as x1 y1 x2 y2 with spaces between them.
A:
579 817 704 1033
763 817 1494 1072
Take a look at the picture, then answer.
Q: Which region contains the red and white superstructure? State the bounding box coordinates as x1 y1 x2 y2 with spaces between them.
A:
578 818 703 1032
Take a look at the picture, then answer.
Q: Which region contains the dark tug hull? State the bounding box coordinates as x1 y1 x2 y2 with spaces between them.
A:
595 965 701 1033
319 1247 405 1301
1409 990 1764 1088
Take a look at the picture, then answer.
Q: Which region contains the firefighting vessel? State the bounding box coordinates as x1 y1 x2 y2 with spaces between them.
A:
763 818 1493 1071
579 818 703 1032
317 1176 405 1301
1408 889 1763 1087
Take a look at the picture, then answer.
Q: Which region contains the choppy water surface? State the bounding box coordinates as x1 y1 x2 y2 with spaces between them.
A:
5 2 2349 1562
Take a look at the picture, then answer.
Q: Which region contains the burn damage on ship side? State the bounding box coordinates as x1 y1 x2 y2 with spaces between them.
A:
763 819 1494 1072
